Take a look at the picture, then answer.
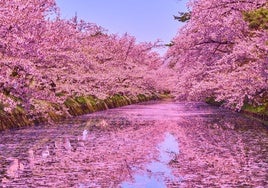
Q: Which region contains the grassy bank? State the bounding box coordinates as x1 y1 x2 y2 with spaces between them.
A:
241 102 268 122
205 96 268 123
0 93 167 131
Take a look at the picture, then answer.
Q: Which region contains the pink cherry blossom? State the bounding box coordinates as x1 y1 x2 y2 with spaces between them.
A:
166 0 268 110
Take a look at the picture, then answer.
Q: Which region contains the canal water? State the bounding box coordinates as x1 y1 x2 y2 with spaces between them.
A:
0 101 267 187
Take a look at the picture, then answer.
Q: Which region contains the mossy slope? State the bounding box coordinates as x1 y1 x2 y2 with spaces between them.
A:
0 93 163 131
205 95 268 122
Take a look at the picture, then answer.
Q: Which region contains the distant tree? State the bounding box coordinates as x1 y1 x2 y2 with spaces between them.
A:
174 12 191 22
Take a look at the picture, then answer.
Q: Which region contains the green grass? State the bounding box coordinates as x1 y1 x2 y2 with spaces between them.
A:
242 102 268 116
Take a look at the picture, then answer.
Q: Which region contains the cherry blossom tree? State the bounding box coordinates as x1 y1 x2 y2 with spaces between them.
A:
166 0 268 109
0 0 168 118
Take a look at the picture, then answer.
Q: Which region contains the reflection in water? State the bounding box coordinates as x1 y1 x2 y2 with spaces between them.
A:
122 174 166 188
28 149 35 169
7 159 20 178
0 101 267 187
42 146 50 159
158 132 179 163
121 132 181 188
64 138 72 151
82 130 88 141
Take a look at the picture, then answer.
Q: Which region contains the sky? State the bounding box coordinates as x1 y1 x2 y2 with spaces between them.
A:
55 0 189 46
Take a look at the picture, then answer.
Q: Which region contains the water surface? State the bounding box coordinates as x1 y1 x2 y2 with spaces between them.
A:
0 101 267 187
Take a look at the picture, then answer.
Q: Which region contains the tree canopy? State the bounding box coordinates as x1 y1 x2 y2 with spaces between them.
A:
166 0 268 109
1 0 267 118
0 0 171 116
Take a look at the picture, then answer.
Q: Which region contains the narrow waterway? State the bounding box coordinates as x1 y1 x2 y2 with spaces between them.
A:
0 101 267 187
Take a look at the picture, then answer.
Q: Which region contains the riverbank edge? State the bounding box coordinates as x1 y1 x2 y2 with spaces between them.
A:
0 93 172 131
205 97 268 123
